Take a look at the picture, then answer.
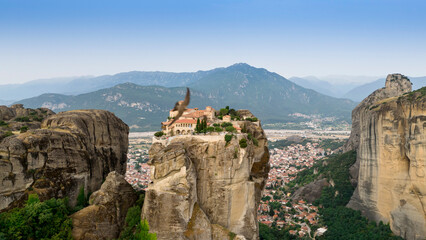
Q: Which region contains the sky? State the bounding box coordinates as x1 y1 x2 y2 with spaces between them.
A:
1 0 426 84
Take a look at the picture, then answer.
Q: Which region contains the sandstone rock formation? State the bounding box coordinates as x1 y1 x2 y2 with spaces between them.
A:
347 84 426 239
291 178 330 203
71 171 138 240
343 74 412 187
0 104 54 141
142 119 270 240
344 74 412 152
0 109 129 211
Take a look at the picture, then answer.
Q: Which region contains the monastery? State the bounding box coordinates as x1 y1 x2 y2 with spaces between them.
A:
161 106 215 135
161 106 257 136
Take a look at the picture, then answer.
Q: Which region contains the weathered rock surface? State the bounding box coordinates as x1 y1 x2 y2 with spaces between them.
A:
347 84 426 240
142 120 269 240
0 104 54 141
71 171 138 240
343 74 412 187
344 74 412 153
0 109 129 211
291 178 330 203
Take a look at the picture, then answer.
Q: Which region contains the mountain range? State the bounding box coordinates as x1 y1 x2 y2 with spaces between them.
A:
289 76 362 98
290 75 425 101
343 76 425 101
14 64 357 131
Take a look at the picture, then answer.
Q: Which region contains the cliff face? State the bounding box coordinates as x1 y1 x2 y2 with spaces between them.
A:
0 109 129 211
71 171 138 240
142 121 270 240
344 74 412 152
343 74 412 187
347 86 426 239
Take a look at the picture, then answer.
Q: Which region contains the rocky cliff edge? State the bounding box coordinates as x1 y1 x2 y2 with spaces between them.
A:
142 118 270 240
0 108 129 211
346 80 426 240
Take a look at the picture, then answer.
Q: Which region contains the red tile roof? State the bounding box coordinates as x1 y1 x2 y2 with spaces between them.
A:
173 119 197 124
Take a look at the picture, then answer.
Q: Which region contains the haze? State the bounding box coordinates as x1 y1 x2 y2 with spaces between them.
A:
1 0 426 84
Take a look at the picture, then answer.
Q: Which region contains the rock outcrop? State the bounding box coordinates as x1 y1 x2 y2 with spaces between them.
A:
344 74 412 152
142 120 270 240
347 82 426 239
0 104 54 141
291 178 330 203
343 74 412 187
71 171 138 240
0 109 129 211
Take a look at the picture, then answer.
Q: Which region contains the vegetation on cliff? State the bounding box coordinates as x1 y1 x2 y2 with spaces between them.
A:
117 192 157 240
0 194 73 240
311 151 401 239
259 151 402 240
400 86 426 101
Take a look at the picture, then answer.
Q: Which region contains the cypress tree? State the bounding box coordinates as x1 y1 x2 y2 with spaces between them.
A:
196 118 200 133
203 119 207 130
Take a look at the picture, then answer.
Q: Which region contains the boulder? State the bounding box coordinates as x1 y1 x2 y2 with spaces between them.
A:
0 109 129 211
71 171 138 240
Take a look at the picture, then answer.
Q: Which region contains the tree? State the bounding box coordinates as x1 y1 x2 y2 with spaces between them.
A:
196 118 201 133
20 126 28 133
261 196 271 202
239 138 247 148
154 131 164 137
220 108 229 116
0 194 73 240
225 134 233 143
203 119 207 130
139 219 157 240
225 126 236 132
268 208 275 217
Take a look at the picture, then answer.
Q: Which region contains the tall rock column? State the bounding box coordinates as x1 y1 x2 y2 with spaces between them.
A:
0 109 129 211
142 120 270 240
347 86 426 240
343 74 412 187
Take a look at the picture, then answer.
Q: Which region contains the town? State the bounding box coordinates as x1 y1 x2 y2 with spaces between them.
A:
257 142 336 238
125 134 345 238
124 104 347 238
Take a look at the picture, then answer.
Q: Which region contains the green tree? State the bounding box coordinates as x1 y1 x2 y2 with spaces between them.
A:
239 138 247 148
196 118 201 133
225 126 236 132
154 131 164 137
0 194 73 240
203 119 207 130
225 134 233 143
20 126 28 133
215 127 222 132
139 219 157 240
220 108 229 116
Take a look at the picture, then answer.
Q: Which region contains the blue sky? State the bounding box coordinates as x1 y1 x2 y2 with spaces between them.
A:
0 0 425 84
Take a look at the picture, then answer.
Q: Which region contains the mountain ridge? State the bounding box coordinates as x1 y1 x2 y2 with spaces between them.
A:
15 64 357 131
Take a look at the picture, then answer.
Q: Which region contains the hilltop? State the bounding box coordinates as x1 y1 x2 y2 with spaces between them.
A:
15 64 357 131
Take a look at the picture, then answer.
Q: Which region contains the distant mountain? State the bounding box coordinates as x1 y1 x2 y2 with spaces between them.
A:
0 99 14 106
17 84 217 131
188 64 356 122
0 71 212 101
16 64 357 131
343 76 426 102
289 76 363 98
